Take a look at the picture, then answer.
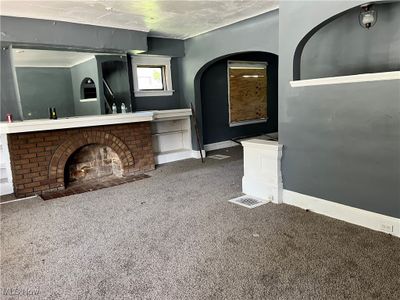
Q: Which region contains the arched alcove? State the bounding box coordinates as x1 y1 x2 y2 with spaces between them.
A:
195 51 278 146
80 77 97 99
293 1 400 80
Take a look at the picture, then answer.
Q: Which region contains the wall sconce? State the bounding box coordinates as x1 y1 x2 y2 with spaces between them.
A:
359 4 377 29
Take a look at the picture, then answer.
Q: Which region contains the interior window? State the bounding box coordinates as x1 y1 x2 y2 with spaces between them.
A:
137 66 165 90
228 61 268 126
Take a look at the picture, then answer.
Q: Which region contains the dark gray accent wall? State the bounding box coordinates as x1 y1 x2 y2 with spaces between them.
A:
180 10 279 148
101 59 131 113
146 37 185 57
71 58 101 116
0 16 147 53
134 58 181 111
15 67 74 119
0 46 23 121
200 52 278 144
279 0 400 218
300 2 400 79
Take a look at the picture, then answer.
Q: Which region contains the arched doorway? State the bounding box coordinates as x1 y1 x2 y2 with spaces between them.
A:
198 51 278 147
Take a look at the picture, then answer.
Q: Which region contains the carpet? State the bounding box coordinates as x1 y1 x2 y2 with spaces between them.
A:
1 147 399 299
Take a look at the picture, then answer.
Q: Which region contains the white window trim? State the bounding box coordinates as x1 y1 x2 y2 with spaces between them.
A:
131 55 174 97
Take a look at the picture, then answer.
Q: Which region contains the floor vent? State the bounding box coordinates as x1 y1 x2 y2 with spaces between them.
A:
208 154 230 160
228 195 267 209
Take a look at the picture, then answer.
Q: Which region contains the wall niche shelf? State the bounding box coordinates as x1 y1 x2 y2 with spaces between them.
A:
290 71 400 88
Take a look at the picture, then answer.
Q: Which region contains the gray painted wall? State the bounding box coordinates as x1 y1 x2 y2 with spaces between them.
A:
279 0 400 218
146 37 185 57
0 46 23 121
300 2 400 79
15 67 74 119
0 16 147 53
180 10 279 147
71 58 101 116
200 52 278 144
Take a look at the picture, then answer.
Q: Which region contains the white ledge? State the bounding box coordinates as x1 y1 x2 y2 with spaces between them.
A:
152 108 191 121
80 98 97 103
290 71 400 88
241 139 282 151
0 109 192 134
134 90 174 97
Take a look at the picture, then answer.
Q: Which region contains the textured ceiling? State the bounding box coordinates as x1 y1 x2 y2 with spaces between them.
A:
0 0 279 39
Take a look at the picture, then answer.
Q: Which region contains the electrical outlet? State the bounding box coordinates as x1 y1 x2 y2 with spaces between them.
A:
380 224 394 233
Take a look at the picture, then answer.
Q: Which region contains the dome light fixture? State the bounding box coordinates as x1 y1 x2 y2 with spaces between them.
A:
359 4 377 29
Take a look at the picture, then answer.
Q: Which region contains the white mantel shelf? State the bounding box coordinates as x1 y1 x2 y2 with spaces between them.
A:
290 71 400 88
0 109 192 134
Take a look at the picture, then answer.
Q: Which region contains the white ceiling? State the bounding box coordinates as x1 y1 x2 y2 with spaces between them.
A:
12 48 105 67
0 0 279 39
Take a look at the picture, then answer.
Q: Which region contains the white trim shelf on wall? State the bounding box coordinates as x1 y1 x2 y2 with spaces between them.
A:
290 71 400 88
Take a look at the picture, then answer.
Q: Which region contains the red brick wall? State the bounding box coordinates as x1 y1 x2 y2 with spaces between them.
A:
8 122 155 197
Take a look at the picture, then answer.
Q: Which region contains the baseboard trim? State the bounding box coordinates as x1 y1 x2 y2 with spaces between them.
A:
155 150 192 165
191 150 206 159
204 140 239 152
283 189 400 238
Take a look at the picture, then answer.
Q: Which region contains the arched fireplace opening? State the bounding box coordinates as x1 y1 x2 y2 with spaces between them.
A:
64 144 123 188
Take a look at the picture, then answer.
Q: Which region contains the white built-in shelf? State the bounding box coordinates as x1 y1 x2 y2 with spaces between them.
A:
152 109 192 121
290 71 400 88
151 110 193 164
152 130 188 137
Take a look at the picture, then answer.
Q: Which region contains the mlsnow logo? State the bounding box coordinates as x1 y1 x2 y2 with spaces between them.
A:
1 287 40 297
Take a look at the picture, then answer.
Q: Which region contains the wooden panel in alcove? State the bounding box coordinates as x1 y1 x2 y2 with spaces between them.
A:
228 66 267 125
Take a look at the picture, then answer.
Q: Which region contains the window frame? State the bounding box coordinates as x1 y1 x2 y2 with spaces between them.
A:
227 60 268 127
131 55 174 97
136 65 166 91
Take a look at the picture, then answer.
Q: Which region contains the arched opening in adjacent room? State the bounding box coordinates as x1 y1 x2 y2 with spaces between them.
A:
195 51 278 147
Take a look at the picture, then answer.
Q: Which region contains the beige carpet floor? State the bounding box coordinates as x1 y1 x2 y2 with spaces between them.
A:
1 147 399 299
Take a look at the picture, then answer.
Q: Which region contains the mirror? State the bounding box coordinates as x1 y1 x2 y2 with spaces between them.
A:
13 48 132 120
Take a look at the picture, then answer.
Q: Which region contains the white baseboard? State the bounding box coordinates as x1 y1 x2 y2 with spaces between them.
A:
204 140 239 152
283 189 400 238
155 150 193 165
155 149 206 164
191 150 206 159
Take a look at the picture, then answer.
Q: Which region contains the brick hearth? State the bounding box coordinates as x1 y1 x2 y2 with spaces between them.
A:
7 122 155 198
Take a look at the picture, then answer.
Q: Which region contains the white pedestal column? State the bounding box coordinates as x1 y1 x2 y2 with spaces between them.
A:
242 139 283 204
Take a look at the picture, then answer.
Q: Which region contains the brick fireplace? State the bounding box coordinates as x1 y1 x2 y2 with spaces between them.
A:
7 122 155 198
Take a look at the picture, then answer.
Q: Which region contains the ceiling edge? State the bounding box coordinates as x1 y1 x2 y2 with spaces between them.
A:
181 5 279 40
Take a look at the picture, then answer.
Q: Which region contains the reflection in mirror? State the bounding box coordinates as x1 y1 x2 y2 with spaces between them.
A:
13 48 130 120
80 78 97 101
101 59 131 114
